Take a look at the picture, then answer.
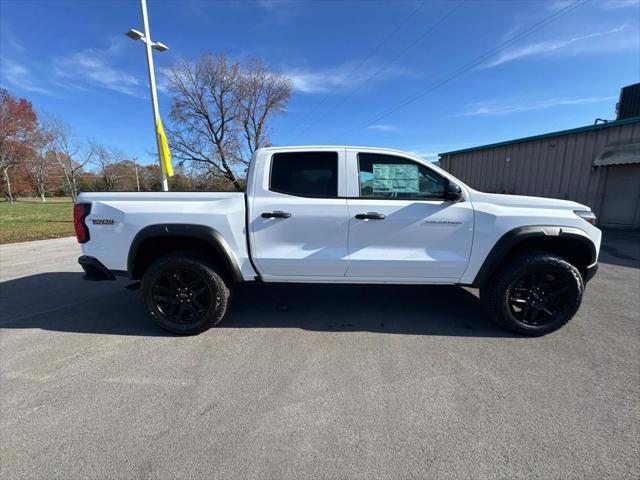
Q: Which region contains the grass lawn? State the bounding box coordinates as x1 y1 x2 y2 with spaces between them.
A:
0 197 75 244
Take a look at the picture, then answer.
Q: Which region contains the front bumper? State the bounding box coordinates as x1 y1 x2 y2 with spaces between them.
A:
78 256 116 281
583 262 599 283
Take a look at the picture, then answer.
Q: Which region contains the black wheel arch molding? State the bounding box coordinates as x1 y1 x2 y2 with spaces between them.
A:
127 223 244 283
470 225 598 288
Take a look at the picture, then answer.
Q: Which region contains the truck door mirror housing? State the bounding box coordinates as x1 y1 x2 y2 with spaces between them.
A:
444 181 462 201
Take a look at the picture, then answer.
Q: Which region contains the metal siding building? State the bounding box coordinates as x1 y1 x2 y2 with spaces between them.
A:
439 117 640 229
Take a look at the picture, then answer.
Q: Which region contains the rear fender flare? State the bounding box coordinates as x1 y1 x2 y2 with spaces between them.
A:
127 224 243 282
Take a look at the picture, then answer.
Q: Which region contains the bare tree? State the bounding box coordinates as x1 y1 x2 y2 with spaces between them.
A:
0 89 39 203
46 116 93 201
165 53 292 191
237 58 291 158
23 151 60 202
92 143 129 191
20 122 61 201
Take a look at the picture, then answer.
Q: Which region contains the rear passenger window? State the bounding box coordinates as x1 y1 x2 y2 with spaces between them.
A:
270 152 338 198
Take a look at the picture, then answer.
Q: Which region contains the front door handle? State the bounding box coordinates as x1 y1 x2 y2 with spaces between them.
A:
261 211 292 219
355 212 386 220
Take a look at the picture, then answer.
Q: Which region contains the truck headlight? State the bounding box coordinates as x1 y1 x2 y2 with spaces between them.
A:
574 209 597 225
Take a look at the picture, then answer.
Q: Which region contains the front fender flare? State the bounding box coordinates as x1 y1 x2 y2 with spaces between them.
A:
471 225 597 288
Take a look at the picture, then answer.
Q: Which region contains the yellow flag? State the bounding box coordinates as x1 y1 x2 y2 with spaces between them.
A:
155 116 174 177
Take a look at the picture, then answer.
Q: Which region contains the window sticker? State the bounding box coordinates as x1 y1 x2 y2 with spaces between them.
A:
372 163 419 194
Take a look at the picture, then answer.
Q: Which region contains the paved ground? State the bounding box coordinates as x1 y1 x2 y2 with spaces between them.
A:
1 233 638 480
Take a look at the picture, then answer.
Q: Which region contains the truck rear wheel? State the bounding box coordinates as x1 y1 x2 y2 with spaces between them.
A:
480 251 584 336
141 254 230 335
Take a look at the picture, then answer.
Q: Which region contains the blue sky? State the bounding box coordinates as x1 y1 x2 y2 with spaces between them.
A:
1 0 638 165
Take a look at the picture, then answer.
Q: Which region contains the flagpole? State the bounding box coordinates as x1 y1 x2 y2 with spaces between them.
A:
139 0 168 192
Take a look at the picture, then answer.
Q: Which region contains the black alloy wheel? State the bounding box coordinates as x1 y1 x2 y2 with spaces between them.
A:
151 268 213 325
480 251 584 336
507 268 570 326
142 254 231 335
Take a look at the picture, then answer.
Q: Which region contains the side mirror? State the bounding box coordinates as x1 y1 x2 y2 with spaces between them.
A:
444 181 462 201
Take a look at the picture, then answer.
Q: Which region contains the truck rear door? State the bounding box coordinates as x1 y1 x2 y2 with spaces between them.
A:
248 148 350 279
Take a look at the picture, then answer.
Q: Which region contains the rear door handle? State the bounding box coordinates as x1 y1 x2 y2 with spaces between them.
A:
355 212 386 220
261 211 292 219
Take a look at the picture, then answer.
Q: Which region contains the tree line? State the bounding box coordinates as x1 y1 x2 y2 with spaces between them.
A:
0 53 292 202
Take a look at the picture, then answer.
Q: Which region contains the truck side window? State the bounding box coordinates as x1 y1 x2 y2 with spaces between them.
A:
358 153 446 199
270 152 338 198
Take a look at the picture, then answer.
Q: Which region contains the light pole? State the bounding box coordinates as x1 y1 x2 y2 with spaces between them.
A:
126 0 170 192
133 156 141 192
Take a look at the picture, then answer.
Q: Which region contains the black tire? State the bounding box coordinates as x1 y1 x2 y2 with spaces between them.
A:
480 251 584 336
141 254 231 335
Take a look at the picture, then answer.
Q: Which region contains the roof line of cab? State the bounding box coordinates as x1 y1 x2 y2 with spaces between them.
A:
256 146 428 162
258 145 416 153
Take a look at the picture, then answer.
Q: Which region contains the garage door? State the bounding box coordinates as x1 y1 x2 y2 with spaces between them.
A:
599 164 640 228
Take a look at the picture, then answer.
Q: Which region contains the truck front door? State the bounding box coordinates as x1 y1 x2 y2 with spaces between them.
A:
344 151 474 281
248 149 350 279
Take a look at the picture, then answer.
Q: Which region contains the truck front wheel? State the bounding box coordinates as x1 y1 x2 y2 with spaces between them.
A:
141 254 230 335
480 251 584 336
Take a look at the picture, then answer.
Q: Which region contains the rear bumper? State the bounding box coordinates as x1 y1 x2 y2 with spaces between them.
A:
584 262 599 283
78 256 116 281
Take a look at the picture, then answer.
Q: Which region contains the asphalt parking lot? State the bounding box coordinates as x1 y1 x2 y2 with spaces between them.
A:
1 232 639 480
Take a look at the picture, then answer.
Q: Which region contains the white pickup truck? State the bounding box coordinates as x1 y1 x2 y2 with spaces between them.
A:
75 146 601 336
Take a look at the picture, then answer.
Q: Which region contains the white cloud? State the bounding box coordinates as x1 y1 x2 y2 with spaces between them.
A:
0 23 56 96
284 63 411 94
285 71 338 93
155 67 172 95
454 95 617 117
545 1 574 11
547 0 639 11
484 24 634 68
0 23 25 53
257 0 291 11
0 57 56 96
600 0 640 9
53 38 144 98
414 151 440 161
367 124 399 132
406 143 475 161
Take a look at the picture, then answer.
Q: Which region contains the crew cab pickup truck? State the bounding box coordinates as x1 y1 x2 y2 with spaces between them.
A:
75 146 601 336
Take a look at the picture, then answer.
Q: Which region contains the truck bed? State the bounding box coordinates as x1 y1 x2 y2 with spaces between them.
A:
77 191 256 279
